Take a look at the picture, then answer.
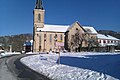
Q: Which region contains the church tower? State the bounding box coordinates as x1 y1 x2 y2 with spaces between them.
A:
33 0 45 52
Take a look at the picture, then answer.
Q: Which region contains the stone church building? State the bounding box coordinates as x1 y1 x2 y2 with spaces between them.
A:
33 0 97 52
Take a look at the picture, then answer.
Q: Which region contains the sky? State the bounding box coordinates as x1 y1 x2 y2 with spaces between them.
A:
0 0 120 36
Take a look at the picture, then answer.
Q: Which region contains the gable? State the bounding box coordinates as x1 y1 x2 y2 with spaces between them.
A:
67 22 86 35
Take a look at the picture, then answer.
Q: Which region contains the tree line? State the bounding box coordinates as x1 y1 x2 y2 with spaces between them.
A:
0 33 32 52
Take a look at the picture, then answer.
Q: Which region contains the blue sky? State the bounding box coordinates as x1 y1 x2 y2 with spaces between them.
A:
0 0 120 36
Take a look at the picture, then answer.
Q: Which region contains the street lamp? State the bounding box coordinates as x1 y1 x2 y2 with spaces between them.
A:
54 34 57 52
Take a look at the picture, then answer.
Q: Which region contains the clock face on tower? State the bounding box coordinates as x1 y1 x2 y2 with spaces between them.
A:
38 13 41 22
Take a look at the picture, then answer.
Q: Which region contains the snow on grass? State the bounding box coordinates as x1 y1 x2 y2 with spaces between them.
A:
20 52 120 80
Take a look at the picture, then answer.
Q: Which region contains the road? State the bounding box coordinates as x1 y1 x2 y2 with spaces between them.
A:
0 57 17 80
0 54 51 80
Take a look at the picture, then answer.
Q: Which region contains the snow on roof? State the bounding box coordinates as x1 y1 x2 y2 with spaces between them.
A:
97 34 120 40
24 40 33 46
37 24 70 33
83 26 98 34
36 24 98 34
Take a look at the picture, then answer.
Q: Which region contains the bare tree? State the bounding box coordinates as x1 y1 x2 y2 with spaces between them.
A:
87 36 99 52
70 30 85 52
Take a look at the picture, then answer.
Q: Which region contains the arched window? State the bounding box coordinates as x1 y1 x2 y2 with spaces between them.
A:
44 33 46 41
50 34 52 43
60 34 63 41
54 34 57 41
38 13 41 22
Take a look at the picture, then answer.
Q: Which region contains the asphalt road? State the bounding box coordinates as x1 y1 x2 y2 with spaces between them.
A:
0 57 17 80
0 54 51 80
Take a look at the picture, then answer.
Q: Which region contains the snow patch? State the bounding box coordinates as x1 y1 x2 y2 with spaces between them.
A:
20 52 120 80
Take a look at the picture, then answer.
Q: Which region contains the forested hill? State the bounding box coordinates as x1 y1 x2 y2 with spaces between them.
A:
97 30 120 39
0 33 32 52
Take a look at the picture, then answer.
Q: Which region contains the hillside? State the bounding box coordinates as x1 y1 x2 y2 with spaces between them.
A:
0 33 32 52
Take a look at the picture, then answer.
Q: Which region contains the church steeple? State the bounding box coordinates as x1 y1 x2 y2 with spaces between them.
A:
33 0 45 52
35 0 44 10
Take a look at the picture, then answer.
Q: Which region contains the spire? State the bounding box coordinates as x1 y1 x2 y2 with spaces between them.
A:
35 0 44 10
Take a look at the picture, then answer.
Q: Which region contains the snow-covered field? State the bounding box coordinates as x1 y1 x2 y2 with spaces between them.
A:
20 52 120 80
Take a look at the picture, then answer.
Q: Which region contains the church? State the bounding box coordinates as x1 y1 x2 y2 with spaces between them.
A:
33 0 98 52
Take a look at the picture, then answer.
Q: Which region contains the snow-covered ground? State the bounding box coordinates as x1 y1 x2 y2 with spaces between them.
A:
20 52 120 80
0 52 21 58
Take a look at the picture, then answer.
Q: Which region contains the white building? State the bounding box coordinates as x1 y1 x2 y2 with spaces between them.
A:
97 34 120 47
